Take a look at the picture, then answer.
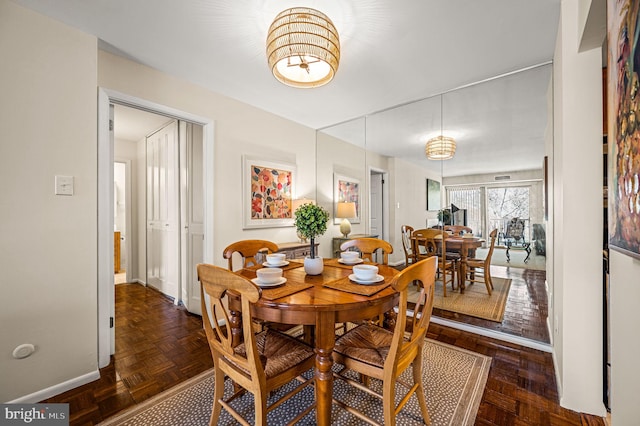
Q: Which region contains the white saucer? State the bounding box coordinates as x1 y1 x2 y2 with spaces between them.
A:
262 261 289 268
348 274 384 285
339 258 363 265
251 277 287 288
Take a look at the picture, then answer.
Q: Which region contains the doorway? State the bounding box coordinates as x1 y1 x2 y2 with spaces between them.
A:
98 89 215 368
113 160 129 285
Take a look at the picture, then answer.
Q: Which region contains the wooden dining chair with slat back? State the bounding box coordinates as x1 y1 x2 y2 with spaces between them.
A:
413 228 457 297
197 264 316 426
223 240 279 272
331 256 437 426
339 237 394 331
339 237 393 265
463 228 498 295
401 225 417 266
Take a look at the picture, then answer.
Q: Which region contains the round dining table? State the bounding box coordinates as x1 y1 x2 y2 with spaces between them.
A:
231 259 400 426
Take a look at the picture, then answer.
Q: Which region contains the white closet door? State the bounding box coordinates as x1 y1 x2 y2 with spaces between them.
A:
180 122 204 314
146 120 180 302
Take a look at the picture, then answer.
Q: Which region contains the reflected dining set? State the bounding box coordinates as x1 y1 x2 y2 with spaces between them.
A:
403 225 498 296
196 238 437 426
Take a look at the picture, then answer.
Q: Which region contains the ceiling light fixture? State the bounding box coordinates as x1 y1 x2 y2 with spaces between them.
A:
266 7 340 88
425 136 457 160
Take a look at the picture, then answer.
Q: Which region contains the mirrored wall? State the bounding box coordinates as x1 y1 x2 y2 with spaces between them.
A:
316 63 552 344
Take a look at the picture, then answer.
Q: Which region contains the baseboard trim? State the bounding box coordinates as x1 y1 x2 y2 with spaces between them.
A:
389 260 405 267
7 370 100 403
430 316 553 353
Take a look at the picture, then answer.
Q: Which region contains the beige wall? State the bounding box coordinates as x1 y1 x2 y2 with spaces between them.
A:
552 0 605 415
388 157 441 264
0 0 98 401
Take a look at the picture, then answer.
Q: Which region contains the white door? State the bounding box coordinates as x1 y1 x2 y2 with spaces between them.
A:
180 122 204 314
146 120 180 303
370 172 384 238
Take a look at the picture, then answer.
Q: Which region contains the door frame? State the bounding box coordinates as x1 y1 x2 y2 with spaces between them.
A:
113 158 132 285
97 88 215 368
367 166 389 242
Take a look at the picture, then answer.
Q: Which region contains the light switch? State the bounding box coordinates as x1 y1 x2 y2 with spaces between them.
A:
55 175 74 196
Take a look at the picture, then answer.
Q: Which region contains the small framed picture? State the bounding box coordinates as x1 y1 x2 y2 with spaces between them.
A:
426 178 441 211
333 173 361 224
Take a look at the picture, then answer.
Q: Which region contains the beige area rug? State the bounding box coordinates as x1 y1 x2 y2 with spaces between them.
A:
98 339 491 426
476 247 546 271
412 276 512 322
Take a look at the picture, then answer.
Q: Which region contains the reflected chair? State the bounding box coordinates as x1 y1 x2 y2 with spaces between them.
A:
340 237 393 265
223 240 279 272
463 229 497 295
413 228 457 297
401 225 417 266
444 225 473 236
331 256 437 426
197 264 316 426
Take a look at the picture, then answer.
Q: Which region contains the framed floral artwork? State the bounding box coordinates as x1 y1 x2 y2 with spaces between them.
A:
333 173 361 224
242 156 296 229
607 0 640 259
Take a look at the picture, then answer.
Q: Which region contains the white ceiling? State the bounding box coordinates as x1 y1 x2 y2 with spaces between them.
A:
13 0 560 175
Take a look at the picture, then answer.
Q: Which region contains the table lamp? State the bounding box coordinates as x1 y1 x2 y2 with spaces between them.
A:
336 202 357 238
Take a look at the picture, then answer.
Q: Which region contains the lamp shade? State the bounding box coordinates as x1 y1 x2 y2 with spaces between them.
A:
336 202 357 218
425 136 456 160
266 7 340 88
292 198 315 213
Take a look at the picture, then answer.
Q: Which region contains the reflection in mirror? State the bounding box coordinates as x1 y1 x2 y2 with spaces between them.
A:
316 117 367 259
317 63 552 345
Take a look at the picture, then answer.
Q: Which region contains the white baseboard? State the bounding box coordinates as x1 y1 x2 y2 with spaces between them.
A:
430 316 552 353
7 370 100 403
389 260 406 267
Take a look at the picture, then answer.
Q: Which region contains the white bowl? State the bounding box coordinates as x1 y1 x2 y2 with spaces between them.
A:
266 253 286 265
340 251 360 261
352 264 378 281
256 267 283 284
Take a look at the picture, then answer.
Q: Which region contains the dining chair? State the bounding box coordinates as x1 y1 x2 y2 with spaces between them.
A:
340 237 393 265
413 228 457 297
400 225 417 266
223 240 279 272
463 228 498 295
332 256 437 426
444 225 473 236
197 264 316 426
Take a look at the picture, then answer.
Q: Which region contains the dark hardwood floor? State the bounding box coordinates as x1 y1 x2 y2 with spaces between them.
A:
433 265 550 343
43 282 603 426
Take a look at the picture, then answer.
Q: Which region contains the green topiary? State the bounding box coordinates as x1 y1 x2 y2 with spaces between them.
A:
294 203 330 258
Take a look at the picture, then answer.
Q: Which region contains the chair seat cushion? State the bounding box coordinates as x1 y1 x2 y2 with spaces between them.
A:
334 323 397 368
233 329 314 378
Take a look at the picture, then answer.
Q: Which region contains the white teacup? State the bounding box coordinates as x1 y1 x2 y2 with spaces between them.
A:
352 264 378 281
340 251 360 262
266 253 286 265
256 267 283 284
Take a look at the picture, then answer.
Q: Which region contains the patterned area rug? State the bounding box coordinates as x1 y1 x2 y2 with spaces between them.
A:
411 276 512 322
98 339 491 426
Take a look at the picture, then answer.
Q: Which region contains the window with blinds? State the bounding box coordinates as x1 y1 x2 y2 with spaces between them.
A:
446 186 483 237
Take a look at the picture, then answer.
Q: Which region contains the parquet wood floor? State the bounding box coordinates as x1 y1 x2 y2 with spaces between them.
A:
433 265 550 343
42 282 604 426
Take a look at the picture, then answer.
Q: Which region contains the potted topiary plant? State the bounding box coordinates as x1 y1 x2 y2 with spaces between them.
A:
294 202 330 275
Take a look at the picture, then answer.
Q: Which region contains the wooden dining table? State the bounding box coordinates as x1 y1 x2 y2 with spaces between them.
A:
411 233 483 293
231 258 400 426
